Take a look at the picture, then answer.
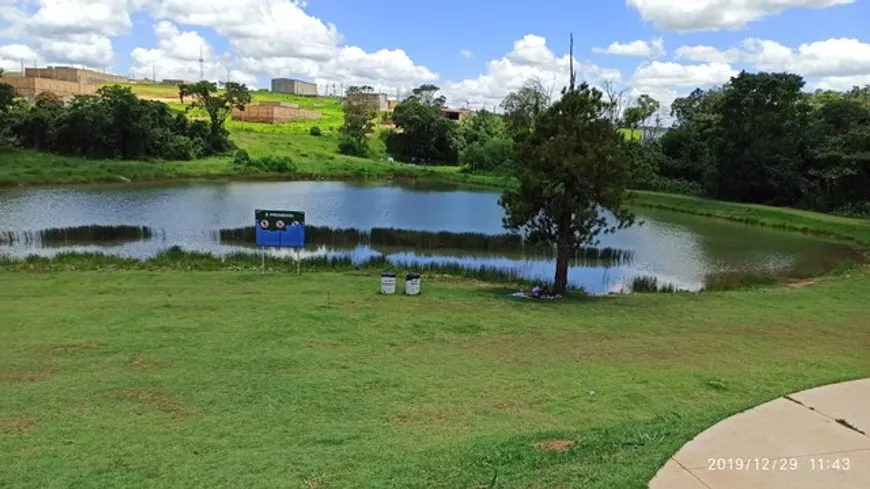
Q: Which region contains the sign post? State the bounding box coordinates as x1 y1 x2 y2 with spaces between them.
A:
254 209 306 274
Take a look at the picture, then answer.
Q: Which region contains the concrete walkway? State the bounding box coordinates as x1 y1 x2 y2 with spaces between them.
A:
649 379 870 489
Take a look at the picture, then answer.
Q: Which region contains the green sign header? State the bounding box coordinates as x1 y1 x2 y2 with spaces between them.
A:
255 209 305 231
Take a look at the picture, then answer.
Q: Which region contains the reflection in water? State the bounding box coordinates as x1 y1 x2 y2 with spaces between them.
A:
0 181 859 294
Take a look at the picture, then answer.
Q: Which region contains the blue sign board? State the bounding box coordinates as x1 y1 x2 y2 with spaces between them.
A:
255 209 305 248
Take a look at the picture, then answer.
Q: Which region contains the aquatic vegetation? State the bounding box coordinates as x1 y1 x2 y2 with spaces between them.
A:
0 225 152 246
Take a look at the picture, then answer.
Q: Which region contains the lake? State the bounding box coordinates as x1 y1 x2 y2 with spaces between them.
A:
0 180 858 294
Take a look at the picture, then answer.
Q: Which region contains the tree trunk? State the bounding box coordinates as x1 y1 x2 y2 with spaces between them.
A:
552 234 571 295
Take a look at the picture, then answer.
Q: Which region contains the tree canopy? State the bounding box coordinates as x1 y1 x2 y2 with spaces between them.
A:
179 81 251 154
387 85 457 164
500 82 634 294
339 85 378 157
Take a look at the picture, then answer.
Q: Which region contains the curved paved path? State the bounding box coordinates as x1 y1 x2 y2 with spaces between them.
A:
649 379 870 489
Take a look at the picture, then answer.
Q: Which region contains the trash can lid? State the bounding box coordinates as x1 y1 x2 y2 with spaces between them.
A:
382 271 397 277
406 272 421 279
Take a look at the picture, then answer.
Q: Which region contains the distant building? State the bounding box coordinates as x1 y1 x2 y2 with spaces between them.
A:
346 91 389 111
231 101 322 124
161 78 193 86
24 66 128 85
271 78 318 96
440 107 470 122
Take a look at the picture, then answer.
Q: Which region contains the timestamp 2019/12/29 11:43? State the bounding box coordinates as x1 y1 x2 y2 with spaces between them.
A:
706 457 852 472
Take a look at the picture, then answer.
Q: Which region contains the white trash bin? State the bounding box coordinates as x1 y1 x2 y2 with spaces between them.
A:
380 272 397 295
405 272 421 296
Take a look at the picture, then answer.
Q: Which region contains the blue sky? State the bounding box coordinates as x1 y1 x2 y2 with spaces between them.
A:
1 0 869 109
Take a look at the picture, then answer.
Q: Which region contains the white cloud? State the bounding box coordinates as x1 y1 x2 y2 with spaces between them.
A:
138 0 436 92
676 37 870 79
442 35 621 110
813 74 870 91
0 0 133 68
460 49 474 59
743 37 870 77
675 45 740 64
594 38 665 57
130 21 257 85
626 0 855 31
0 44 40 72
630 61 737 109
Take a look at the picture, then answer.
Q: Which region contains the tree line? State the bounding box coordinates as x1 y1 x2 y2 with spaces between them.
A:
339 71 870 218
0 80 251 161
635 73 870 216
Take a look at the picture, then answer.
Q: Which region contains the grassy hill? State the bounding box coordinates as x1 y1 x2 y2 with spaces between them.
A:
115 82 345 135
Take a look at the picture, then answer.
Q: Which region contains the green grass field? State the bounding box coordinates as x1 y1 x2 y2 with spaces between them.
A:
2 269 869 489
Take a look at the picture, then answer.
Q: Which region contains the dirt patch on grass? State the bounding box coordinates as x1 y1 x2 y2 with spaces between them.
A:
533 439 578 452
0 368 54 383
51 342 104 355
788 278 823 289
129 356 152 370
119 389 191 419
3 418 38 433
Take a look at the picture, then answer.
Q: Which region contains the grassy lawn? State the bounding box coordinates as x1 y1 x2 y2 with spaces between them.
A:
2 270 870 488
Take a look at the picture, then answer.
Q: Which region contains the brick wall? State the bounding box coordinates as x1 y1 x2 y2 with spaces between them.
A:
6 77 98 100
231 104 322 123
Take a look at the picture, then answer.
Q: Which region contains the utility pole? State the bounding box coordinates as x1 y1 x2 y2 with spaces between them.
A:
152 64 156 82
199 47 204 81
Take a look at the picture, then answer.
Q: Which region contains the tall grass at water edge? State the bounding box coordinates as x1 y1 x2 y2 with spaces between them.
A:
0 225 152 246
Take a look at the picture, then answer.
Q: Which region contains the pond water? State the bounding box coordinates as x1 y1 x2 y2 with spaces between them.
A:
0 180 858 294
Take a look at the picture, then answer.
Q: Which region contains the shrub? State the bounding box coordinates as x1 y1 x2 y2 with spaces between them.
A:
233 151 296 173
309 126 322 136
233 149 251 169
460 138 514 173
338 137 368 157
833 202 870 219
161 134 199 161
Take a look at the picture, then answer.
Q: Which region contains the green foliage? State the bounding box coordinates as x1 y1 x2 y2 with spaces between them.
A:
455 109 507 152
624 94 660 132
179 81 251 154
338 86 378 157
500 78 551 139
654 74 870 213
0 82 16 112
461 138 515 173
6 85 209 160
388 87 458 164
501 83 634 294
232 149 295 173
309 126 322 136
0 82 19 148
404 84 446 108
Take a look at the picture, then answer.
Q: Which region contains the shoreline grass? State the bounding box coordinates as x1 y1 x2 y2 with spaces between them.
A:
629 190 870 247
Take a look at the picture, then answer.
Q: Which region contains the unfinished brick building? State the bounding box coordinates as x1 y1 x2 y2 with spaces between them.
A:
4 77 97 100
24 66 128 85
231 102 322 124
